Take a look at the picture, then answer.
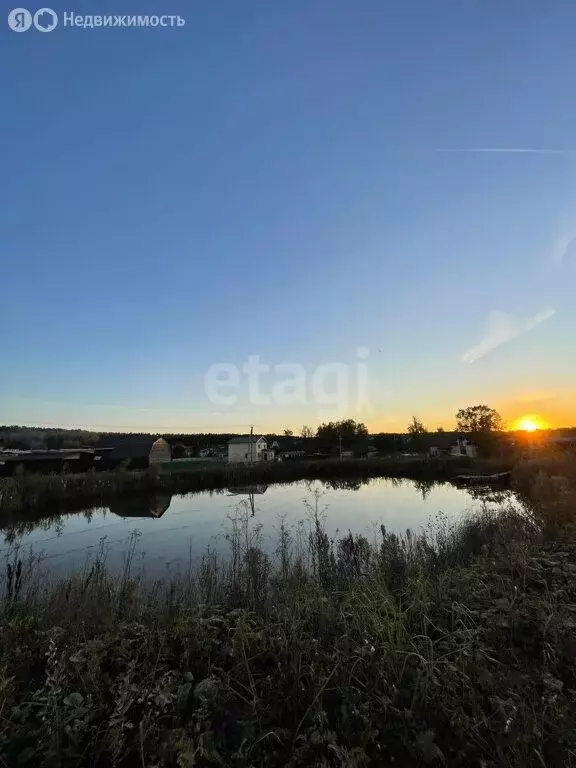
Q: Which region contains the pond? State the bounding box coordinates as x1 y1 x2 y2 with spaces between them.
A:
0 477 518 580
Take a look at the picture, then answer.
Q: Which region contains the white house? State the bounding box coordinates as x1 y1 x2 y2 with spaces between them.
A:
450 438 478 458
227 436 274 463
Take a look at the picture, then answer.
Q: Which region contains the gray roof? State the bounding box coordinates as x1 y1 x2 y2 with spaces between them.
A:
95 435 168 459
228 435 265 445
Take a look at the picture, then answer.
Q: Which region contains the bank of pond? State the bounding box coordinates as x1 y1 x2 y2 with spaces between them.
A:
0 475 518 582
0 455 513 517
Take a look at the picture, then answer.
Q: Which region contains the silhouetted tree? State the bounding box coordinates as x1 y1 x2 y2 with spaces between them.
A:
171 443 188 459
316 419 368 450
407 417 427 435
456 405 503 433
301 425 314 439
372 433 404 454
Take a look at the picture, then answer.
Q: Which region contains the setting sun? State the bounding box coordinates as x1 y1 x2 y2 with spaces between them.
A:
514 415 548 432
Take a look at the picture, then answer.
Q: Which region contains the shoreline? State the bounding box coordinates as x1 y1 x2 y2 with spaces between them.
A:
1 491 574 767
0 455 513 518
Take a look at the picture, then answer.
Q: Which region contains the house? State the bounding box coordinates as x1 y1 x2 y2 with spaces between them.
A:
451 438 478 458
94 435 172 470
227 436 274 463
550 435 576 451
428 434 479 459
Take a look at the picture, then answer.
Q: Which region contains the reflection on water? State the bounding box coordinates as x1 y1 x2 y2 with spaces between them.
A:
320 478 365 492
0 478 520 579
226 485 269 495
108 495 173 519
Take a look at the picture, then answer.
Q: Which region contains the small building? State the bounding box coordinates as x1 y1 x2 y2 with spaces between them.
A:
550 435 576 451
94 435 172 470
227 436 274 463
278 449 306 460
0 449 95 477
428 434 478 459
451 438 478 458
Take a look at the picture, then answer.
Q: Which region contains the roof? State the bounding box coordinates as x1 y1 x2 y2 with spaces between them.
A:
228 435 265 445
95 435 167 459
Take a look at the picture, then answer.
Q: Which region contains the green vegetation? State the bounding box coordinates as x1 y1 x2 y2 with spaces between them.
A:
2 466 576 766
0 455 498 517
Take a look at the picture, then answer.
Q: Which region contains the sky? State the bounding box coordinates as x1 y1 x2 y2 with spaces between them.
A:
1 0 575 434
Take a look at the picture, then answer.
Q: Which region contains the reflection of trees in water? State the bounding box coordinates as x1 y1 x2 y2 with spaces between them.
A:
413 479 435 501
320 478 367 492
463 486 514 505
1 503 108 544
2 512 66 544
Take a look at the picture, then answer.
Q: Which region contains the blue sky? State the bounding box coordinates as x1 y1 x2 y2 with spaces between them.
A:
2 0 575 432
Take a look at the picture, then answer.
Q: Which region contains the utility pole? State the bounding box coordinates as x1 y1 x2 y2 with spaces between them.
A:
249 424 254 463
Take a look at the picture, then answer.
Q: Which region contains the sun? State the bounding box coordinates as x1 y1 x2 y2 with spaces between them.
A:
514 415 547 432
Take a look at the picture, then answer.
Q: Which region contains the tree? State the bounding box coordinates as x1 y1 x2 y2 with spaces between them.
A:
283 429 294 437
171 443 188 460
406 417 427 453
456 405 504 433
316 419 368 450
437 427 445 433
301 425 314 439
407 417 427 435
372 433 404 454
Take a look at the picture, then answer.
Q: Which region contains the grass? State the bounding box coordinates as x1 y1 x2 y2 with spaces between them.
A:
0 454 510 518
1 477 576 767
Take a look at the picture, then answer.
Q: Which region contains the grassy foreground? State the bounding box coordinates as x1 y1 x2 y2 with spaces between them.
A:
2 468 576 767
0 455 503 517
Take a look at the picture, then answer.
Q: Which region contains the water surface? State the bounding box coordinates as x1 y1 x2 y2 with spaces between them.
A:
1 478 515 579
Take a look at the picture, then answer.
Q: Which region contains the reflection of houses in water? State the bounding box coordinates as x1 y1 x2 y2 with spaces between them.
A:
108 495 172 519
226 485 268 516
226 485 268 496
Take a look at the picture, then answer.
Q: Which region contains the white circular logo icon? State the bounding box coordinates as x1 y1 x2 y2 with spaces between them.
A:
8 8 32 31
33 7 57 31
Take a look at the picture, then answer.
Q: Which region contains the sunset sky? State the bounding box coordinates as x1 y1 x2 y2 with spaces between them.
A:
2 0 575 434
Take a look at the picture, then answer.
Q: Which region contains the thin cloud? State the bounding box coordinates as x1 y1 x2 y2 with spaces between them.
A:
462 308 556 364
551 232 576 266
436 148 576 154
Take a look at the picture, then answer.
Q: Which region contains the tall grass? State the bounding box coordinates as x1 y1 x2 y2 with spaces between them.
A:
1 492 574 767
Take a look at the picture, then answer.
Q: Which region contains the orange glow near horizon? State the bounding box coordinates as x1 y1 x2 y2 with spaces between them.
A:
512 414 549 432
